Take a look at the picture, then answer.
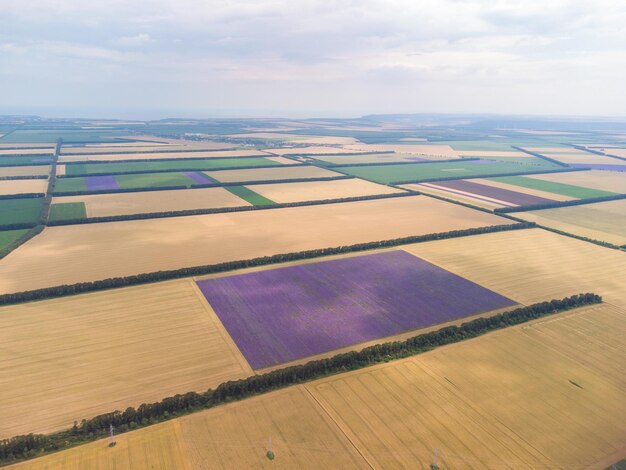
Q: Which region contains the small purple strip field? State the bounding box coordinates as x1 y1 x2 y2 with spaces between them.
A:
197 250 515 369
432 179 556 206
85 175 119 191
569 163 626 172
183 171 215 185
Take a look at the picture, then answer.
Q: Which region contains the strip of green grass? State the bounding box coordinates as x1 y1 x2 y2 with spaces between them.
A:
490 175 618 199
336 159 561 184
49 202 87 221
64 157 282 176
116 172 198 189
0 229 29 250
54 177 86 192
0 198 43 226
225 185 275 206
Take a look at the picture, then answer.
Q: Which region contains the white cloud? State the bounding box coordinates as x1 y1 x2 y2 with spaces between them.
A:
112 33 153 47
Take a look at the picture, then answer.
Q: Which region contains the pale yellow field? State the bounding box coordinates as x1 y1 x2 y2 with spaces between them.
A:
0 197 510 294
264 155 299 165
404 228 626 307
8 421 192 470
0 280 251 437
124 135 235 148
0 166 50 177
230 133 359 145
61 145 223 155
0 143 54 149
264 146 367 155
0 148 54 155
525 169 626 193
249 178 404 203
309 303 626 469
603 148 626 158
53 187 250 217
403 183 505 210
312 152 441 164
523 148 625 165
344 143 460 158
456 150 529 157
178 386 368 469
58 149 270 162
514 199 626 246
204 165 341 182
0 178 47 195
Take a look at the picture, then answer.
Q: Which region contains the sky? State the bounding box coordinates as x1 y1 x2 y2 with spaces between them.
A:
1 0 626 119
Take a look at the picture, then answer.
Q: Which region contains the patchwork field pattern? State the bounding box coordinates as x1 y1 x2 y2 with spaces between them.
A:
489 174 618 199
514 199 626 246
0 280 251 437
0 197 511 294
55 172 217 193
248 178 404 203
60 149 262 160
204 165 342 183
52 187 250 218
309 303 626 469
197 251 515 368
311 152 433 164
524 170 626 194
523 146 626 168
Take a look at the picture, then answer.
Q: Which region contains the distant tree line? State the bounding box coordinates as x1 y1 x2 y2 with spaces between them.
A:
63 153 272 164
0 222 534 306
0 293 601 465
571 144 626 162
510 146 570 167
0 193 45 200
0 176 48 181
494 193 626 213
51 175 353 197
325 157 477 168
47 191 411 226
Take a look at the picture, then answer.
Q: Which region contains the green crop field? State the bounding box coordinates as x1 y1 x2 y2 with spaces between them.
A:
54 178 87 192
0 156 53 166
0 229 29 250
0 198 43 227
490 175 618 199
225 185 275 205
116 172 198 189
336 159 562 184
64 157 282 176
0 129 129 143
49 202 87 221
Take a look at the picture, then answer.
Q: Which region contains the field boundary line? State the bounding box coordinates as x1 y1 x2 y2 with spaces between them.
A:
302 385 375 470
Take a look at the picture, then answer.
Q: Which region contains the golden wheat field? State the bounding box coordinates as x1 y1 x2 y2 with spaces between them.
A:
514 199 626 246
0 148 54 155
0 143 54 149
60 145 235 155
8 421 192 470
263 146 367 155
522 148 624 166
403 228 626 307
0 178 47 195
0 166 50 177
53 187 250 217
249 178 404 203
0 197 510 294
525 169 626 193
204 165 341 182
309 303 626 469
0 280 251 437
311 152 438 164
343 143 460 158
58 149 270 162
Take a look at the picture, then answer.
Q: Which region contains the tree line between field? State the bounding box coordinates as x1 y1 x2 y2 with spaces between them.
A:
0 222 534 306
0 293 602 465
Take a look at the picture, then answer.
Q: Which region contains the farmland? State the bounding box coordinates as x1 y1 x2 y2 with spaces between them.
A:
0 166 50 177
54 172 215 193
0 280 251 437
59 149 269 162
51 187 250 218
61 157 285 176
204 165 341 182
48 202 86 221
336 158 562 184
309 303 626 469
0 196 510 294
0 198 43 227
0 179 47 195
0 155 54 166
0 229 28 250
247 178 403 203
489 174 618 198
198 250 514 368
311 152 435 164
513 199 626 246
524 169 626 193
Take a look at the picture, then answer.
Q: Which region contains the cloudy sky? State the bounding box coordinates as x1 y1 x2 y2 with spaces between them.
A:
1 0 625 119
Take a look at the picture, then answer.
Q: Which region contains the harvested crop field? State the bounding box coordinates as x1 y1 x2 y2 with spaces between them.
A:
404 228 626 307
59 149 270 162
8 421 192 470
309 303 626 469
336 159 561 184
0 166 50 177
344 144 460 158
204 165 341 183
52 187 250 217
0 179 47 195
524 148 625 166
513 199 626 246
248 178 403 203
197 250 514 368
0 148 53 155
0 197 511 294
0 280 251 437
264 146 370 155
525 170 626 194
311 152 434 164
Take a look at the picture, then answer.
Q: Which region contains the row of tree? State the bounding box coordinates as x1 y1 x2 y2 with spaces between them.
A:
0 293 601 464
510 146 569 167
0 225 44 260
47 191 411 226
0 222 534 306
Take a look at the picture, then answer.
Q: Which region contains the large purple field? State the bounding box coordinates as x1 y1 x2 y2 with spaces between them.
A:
85 175 119 191
434 179 556 206
183 171 215 184
197 250 515 369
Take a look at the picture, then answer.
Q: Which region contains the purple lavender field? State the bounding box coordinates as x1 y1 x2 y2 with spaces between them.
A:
197 250 515 369
85 175 119 191
434 179 556 206
183 171 215 185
